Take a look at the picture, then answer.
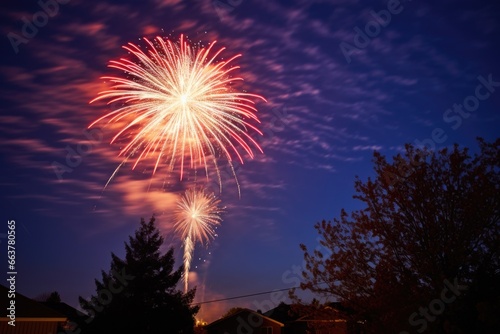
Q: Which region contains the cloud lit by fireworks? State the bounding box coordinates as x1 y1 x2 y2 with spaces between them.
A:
89 34 266 191
174 188 224 292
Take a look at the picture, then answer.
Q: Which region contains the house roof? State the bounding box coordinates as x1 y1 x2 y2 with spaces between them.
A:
206 308 285 328
265 302 350 323
264 302 300 323
42 301 86 323
0 284 67 321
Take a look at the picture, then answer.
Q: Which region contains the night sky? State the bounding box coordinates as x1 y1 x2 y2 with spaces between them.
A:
1 0 499 323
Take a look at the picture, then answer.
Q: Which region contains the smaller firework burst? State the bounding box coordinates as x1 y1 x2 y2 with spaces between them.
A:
174 188 224 292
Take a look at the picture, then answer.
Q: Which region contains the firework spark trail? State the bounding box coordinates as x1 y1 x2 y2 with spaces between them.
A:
182 236 194 293
89 35 266 192
174 188 223 292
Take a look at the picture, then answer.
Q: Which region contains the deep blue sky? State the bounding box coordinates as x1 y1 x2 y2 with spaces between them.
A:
1 0 499 322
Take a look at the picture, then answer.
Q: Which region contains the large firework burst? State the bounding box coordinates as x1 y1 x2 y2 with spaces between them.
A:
89 34 266 190
174 188 223 292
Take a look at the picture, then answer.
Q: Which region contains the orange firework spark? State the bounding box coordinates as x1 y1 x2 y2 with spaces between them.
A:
89 35 266 189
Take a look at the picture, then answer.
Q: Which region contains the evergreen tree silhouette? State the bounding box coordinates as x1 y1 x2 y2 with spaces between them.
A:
79 216 199 334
